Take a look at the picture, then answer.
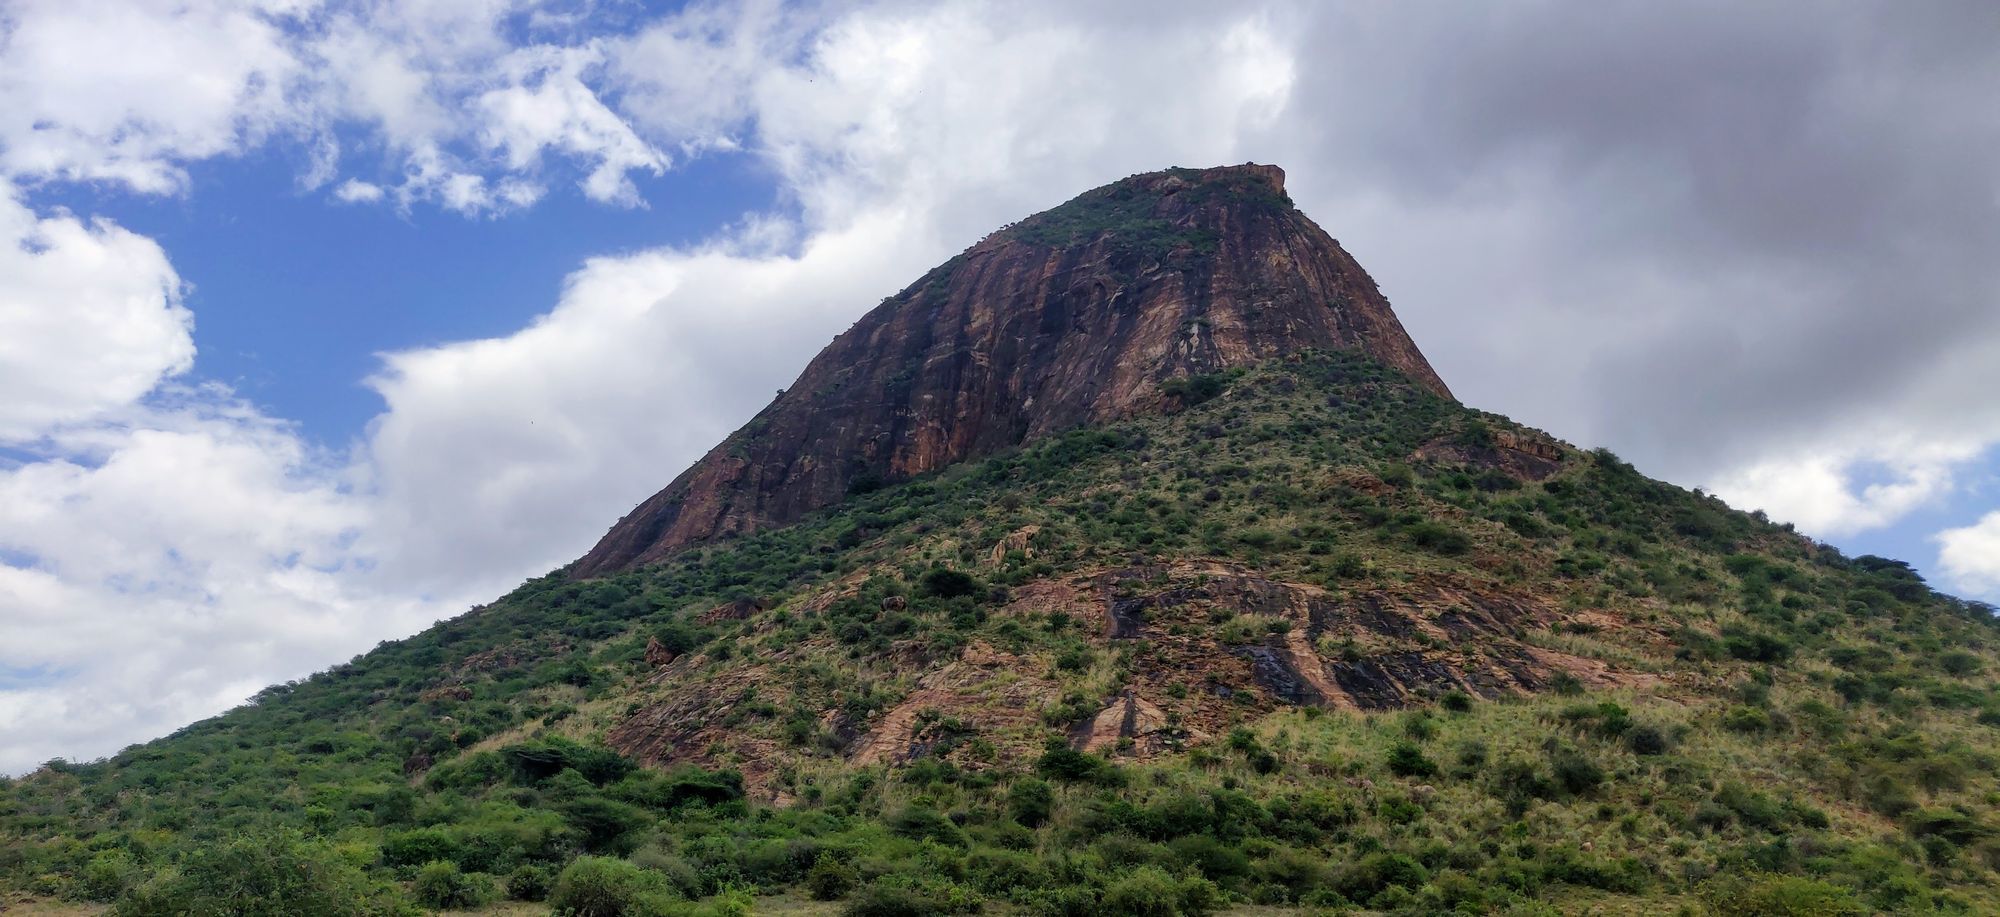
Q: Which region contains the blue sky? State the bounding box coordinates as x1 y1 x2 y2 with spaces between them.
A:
1 0 1996 774
22 150 780 442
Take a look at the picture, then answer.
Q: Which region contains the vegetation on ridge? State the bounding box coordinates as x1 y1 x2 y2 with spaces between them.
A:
4 351 1999 916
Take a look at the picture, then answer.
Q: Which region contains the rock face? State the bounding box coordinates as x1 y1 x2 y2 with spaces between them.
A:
573 164 1451 577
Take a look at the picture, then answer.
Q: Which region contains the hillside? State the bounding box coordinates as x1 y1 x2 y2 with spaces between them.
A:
6 168 2000 917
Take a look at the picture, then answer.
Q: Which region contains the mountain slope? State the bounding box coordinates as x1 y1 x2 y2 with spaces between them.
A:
574 164 1448 576
6 169 2000 917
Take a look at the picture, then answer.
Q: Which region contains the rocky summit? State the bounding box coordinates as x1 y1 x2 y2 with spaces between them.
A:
8 166 2000 917
573 165 1449 576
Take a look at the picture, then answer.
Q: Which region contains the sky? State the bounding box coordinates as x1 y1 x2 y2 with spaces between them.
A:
0 0 1997 775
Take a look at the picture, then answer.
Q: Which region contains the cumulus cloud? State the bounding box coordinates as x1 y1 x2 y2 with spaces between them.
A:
0 190 191 440
0 0 304 192
477 44 667 206
0 388 467 774
1938 512 2000 597
332 178 385 203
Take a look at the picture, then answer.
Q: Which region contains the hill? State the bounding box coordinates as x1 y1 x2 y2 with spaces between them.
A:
5 167 2000 917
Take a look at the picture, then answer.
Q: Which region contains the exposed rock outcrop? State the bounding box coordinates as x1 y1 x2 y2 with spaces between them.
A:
1415 428 1567 481
573 164 1450 577
643 636 675 668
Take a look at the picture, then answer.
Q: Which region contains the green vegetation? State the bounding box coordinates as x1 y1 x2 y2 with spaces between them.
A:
1000 168 1288 265
5 350 2000 914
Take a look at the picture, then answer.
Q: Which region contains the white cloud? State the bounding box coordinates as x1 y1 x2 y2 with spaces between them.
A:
0 389 465 774
477 44 667 206
0 0 669 214
1938 512 2000 598
1709 443 1980 537
0 190 192 441
0 0 304 192
332 178 385 203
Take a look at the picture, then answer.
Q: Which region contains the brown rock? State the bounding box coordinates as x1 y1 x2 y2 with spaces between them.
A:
987 525 1042 566
1414 428 1567 482
695 597 764 625
572 164 1451 577
643 635 676 668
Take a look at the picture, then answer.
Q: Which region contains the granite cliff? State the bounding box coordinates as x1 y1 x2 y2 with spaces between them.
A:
573 164 1449 576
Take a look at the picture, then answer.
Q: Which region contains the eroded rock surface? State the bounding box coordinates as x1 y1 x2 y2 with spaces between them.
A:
601 559 1658 797
573 164 1451 577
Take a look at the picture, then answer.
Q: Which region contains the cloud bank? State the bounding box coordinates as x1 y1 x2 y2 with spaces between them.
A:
2 0 1997 773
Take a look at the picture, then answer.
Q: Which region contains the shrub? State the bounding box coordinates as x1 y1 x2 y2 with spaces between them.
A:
1625 724 1671 756
111 831 408 917
506 863 554 901
381 826 460 868
806 853 857 900
1722 629 1792 664
503 737 635 786
78 850 138 903
965 848 1046 895
887 806 968 847
547 856 679 917
1099 865 1220 917
1404 521 1472 555
1162 373 1229 407
1723 706 1773 734
412 860 495 910
1386 741 1438 778
922 567 981 599
1166 834 1251 882
1336 852 1429 901
842 877 981 917
1548 747 1604 795
1038 743 1114 783
1009 778 1055 827
1700 873 1866 916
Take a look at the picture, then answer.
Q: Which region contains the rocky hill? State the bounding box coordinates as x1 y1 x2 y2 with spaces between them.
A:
574 165 1448 576
5 167 2000 917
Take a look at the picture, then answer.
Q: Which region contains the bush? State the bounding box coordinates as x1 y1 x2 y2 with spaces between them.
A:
1548 747 1604 795
1723 706 1773 734
1099 866 1220 917
1386 742 1438 778
965 848 1046 895
1038 743 1114 783
842 877 981 917
1625 724 1671 756
111 831 409 917
1404 521 1472 555
1162 373 1230 407
1701 873 1866 916
412 860 495 910
887 806 968 847
1722 629 1792 664
506 863 554 901
79 850 138 903
805 853 858 900
921 567 981 599
547 856 679 917
1336 852 1428 901
1009 778 1055 827
381 826 461 868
